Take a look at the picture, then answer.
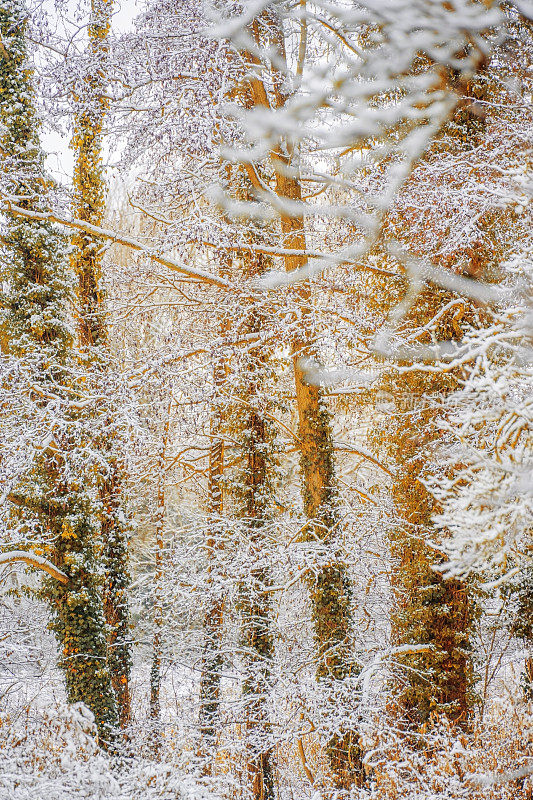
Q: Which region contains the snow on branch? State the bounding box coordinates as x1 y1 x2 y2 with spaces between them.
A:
2 203 234 291
0 551 69 584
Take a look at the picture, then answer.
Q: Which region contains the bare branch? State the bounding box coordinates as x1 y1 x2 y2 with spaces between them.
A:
3 203 235 290
0 551 69 584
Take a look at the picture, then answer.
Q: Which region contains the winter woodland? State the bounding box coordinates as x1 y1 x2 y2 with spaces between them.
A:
0 0 532 798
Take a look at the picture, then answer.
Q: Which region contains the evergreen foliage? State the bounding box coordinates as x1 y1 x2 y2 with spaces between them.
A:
0 0 117 742
0 1 531 796
364 43 511 728
226 247 278 800
70 0 132 729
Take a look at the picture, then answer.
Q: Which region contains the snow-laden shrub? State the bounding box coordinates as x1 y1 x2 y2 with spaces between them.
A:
0 702 118 799
0 701 223 800
356 701 533 799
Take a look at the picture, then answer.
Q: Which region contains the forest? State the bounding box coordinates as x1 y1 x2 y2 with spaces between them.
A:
0 0 532 798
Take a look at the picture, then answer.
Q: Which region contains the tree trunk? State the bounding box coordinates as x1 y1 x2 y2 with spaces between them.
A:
237 17 362 789
230 244 276 800
237 403 275 800
48 459 120 745
0 0 118 745
149 395 173 755
280 188 361 794
375 71 491 728
374 287 478 728
198 359 226 761
71 0 132 729
149 487 164 755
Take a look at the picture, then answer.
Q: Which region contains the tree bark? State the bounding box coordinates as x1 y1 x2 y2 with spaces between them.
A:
198 359 226 761
71 0 132 730
0 0 118 745
149 394 173 755
230 242 276 800
240 16 361 787
237 380 276 800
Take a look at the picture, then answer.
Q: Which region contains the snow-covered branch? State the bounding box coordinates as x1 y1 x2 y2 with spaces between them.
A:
0 551 68 584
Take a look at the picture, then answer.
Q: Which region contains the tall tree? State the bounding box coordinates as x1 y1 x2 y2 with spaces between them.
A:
0 0 118 742
198 355 226 760
230 14 361 789
148 392 172 753
200 9 360 777
70 0 132 728
230 262 277 800
372 292 479 726
272 33 362 795
425 4 533 700
216 0 500 780
368 30 514 726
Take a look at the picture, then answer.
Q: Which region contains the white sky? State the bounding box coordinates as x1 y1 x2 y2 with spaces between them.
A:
41 0 143 184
